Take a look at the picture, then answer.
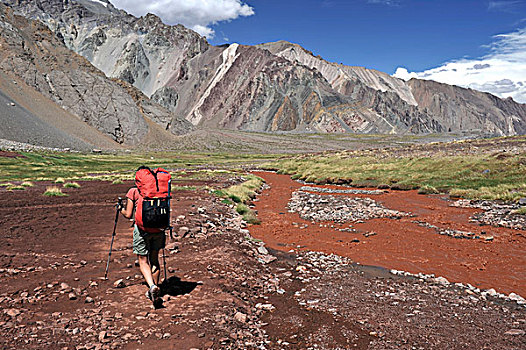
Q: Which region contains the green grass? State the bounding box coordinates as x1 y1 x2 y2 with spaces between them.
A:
63 182 81 188
43 186 67 197
213 174 265 224
511 207 526 215
267 150 526 201
0 151 278 182
6 185 25 191
224 175 264 203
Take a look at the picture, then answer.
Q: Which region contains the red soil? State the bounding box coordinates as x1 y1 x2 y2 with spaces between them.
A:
250 172 526 296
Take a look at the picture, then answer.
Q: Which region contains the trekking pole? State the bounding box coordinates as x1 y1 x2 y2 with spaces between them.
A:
104 197 122 279
162 247 167 282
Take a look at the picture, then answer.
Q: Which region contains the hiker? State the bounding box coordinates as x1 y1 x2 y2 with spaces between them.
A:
118 166 172 305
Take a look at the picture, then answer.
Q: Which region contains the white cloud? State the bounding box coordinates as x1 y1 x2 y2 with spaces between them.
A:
109 0 254 38
367 0 401 6
394 28 526 103
488 1 522 12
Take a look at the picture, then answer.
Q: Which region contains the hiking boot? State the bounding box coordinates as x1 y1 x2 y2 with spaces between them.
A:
149 284 161 304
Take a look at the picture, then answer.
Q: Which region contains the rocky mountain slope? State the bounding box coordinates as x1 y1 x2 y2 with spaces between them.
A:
0 2 192 147
3 0 526 138
259 41 526 135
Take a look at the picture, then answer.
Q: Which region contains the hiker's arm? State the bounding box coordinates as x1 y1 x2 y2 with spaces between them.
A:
120 198 134 219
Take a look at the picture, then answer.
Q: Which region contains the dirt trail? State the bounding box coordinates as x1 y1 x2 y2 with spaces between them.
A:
250 172 526 296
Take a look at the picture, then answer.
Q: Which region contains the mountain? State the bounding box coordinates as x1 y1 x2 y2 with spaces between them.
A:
258 41 526 135
2 0 526 139
0 1 192 148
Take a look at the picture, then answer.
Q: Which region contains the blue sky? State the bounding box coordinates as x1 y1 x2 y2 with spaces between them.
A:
209 0 526 74
111 0 526 102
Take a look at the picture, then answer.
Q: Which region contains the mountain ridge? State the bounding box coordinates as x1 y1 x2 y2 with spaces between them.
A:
2 0 526 144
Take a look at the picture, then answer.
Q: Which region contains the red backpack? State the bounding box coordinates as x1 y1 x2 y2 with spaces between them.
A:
135 166 171 233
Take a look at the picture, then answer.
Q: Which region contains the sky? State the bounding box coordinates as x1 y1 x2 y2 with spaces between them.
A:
109 0 526 102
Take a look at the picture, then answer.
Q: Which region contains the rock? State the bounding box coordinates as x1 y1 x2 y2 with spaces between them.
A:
486 288 497 296
434 277 449 285
98 331 108 342
178 227 190 237
257 246 269 255
85 296 94 303
258 255 277 264
504 329 525 336
68 292 77 300
234 312 247 323
255 303 275 311
296 266 308 273
4 308 21 317
113 279 126 288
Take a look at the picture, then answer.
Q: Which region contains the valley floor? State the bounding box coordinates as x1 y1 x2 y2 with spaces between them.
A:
0 173 524 349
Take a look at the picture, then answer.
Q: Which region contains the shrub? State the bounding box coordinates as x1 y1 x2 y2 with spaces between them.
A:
21 181 34 187
63 182 81 188
112 179 124 185
44 186 67 197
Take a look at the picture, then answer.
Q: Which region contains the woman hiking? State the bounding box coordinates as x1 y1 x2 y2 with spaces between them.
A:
119 166 172 306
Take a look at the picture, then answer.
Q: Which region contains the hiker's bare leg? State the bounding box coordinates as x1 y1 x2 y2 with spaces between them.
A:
149 249 161 285
138 254 154 287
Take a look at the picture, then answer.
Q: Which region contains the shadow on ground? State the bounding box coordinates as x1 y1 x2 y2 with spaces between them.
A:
161 276 199 297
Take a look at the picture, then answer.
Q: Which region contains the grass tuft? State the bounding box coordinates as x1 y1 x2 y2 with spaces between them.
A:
21 181 34 187
511 207 526 215
54 177 66 184
44 186 68 197
7 185 25 191
418 185 440 195
63 182 81 188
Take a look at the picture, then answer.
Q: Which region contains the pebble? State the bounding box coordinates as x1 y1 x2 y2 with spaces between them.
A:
113 279 126 288
504 329 525 336
234 312 247 323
